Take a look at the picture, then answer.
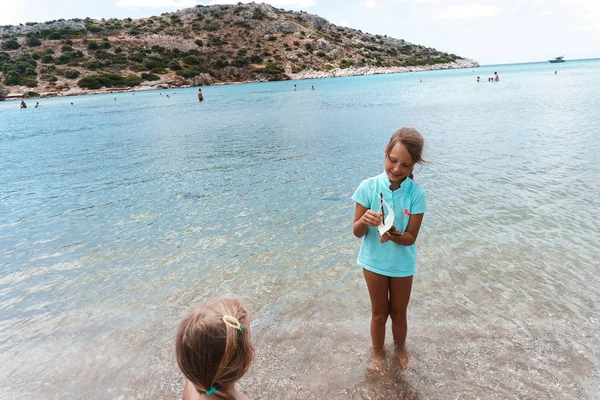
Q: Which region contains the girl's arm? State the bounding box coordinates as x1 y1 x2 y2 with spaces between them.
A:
380 213 424 246
353 203 382 238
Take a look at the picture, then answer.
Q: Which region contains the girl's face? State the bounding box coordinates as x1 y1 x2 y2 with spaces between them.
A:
384 143 414 184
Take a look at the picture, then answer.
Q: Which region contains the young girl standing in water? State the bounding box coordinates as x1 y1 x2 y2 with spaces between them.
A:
352 127 427 370
176 298 255 400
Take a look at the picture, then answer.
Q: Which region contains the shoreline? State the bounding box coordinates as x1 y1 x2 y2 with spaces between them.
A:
288 58 478 80
2 59 478 101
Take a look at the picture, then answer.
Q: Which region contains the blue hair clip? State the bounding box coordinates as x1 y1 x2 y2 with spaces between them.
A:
206 386 216 395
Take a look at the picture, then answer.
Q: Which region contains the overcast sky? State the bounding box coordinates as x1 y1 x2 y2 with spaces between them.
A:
1 0 598 65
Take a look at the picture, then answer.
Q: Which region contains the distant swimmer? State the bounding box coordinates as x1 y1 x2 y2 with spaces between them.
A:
114 98 117 101
20 100 27 109
419 79 422 82
477 76 480 82
167 95 170 98
293 84 296 91
555 70 557 75
311 85 315 90
71 102 74 105
35 102 40 108
198 88 204 102
494 71 499 82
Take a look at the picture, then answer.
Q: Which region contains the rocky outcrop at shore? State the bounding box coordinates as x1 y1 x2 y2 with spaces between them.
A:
288 58 478 80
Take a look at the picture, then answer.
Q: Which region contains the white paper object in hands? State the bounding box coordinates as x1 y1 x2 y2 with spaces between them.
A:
378 198 395 236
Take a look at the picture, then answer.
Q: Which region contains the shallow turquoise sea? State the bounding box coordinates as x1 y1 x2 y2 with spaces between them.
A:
1 59 599 399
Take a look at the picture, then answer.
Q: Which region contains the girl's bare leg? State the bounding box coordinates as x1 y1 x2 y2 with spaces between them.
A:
363 269 391 350
389 275 413 346
389 275 414 369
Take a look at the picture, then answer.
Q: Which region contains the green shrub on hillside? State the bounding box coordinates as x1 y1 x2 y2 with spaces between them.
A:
231 57 248 67
41 74 58 82
168 60 182 70
141 72 160 81
84 59 104 70
123 75 143 86
0 54 38 85
0 52 10 63
2 38 21 50
21 77 38 87
208 36 228 46
252 9 265 20
176 66 206 78
77 73 142 89
129 63 146 72
339 59 354 69
214 59 229 69
143 58 162 69
86 24 103 33
26 35 41 47
64 69 80 79
254 62 284 74
182 55 200 65
403 59 428 67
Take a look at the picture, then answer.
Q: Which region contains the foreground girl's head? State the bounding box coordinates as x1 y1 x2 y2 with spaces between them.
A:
384 127 425 182
176 298 254 399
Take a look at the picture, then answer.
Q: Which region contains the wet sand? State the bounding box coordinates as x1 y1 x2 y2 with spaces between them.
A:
54 242 594 400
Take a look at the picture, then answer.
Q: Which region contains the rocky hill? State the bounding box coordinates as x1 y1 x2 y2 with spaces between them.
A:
0 2 478 98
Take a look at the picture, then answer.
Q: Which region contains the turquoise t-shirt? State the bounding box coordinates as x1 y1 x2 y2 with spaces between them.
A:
352 173 427 277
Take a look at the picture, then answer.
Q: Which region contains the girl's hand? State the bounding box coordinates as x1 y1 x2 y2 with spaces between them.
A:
379 231 391 243
360 210 383 227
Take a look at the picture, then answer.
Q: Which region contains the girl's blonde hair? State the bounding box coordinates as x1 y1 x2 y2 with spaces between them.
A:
176 298 254 400
385 127 426 179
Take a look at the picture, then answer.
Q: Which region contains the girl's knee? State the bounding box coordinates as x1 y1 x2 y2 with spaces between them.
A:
390 310 407 322
372 312 389 325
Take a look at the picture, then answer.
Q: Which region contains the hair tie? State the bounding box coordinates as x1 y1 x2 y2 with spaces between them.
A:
206 386 216 395
222 315 244 332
